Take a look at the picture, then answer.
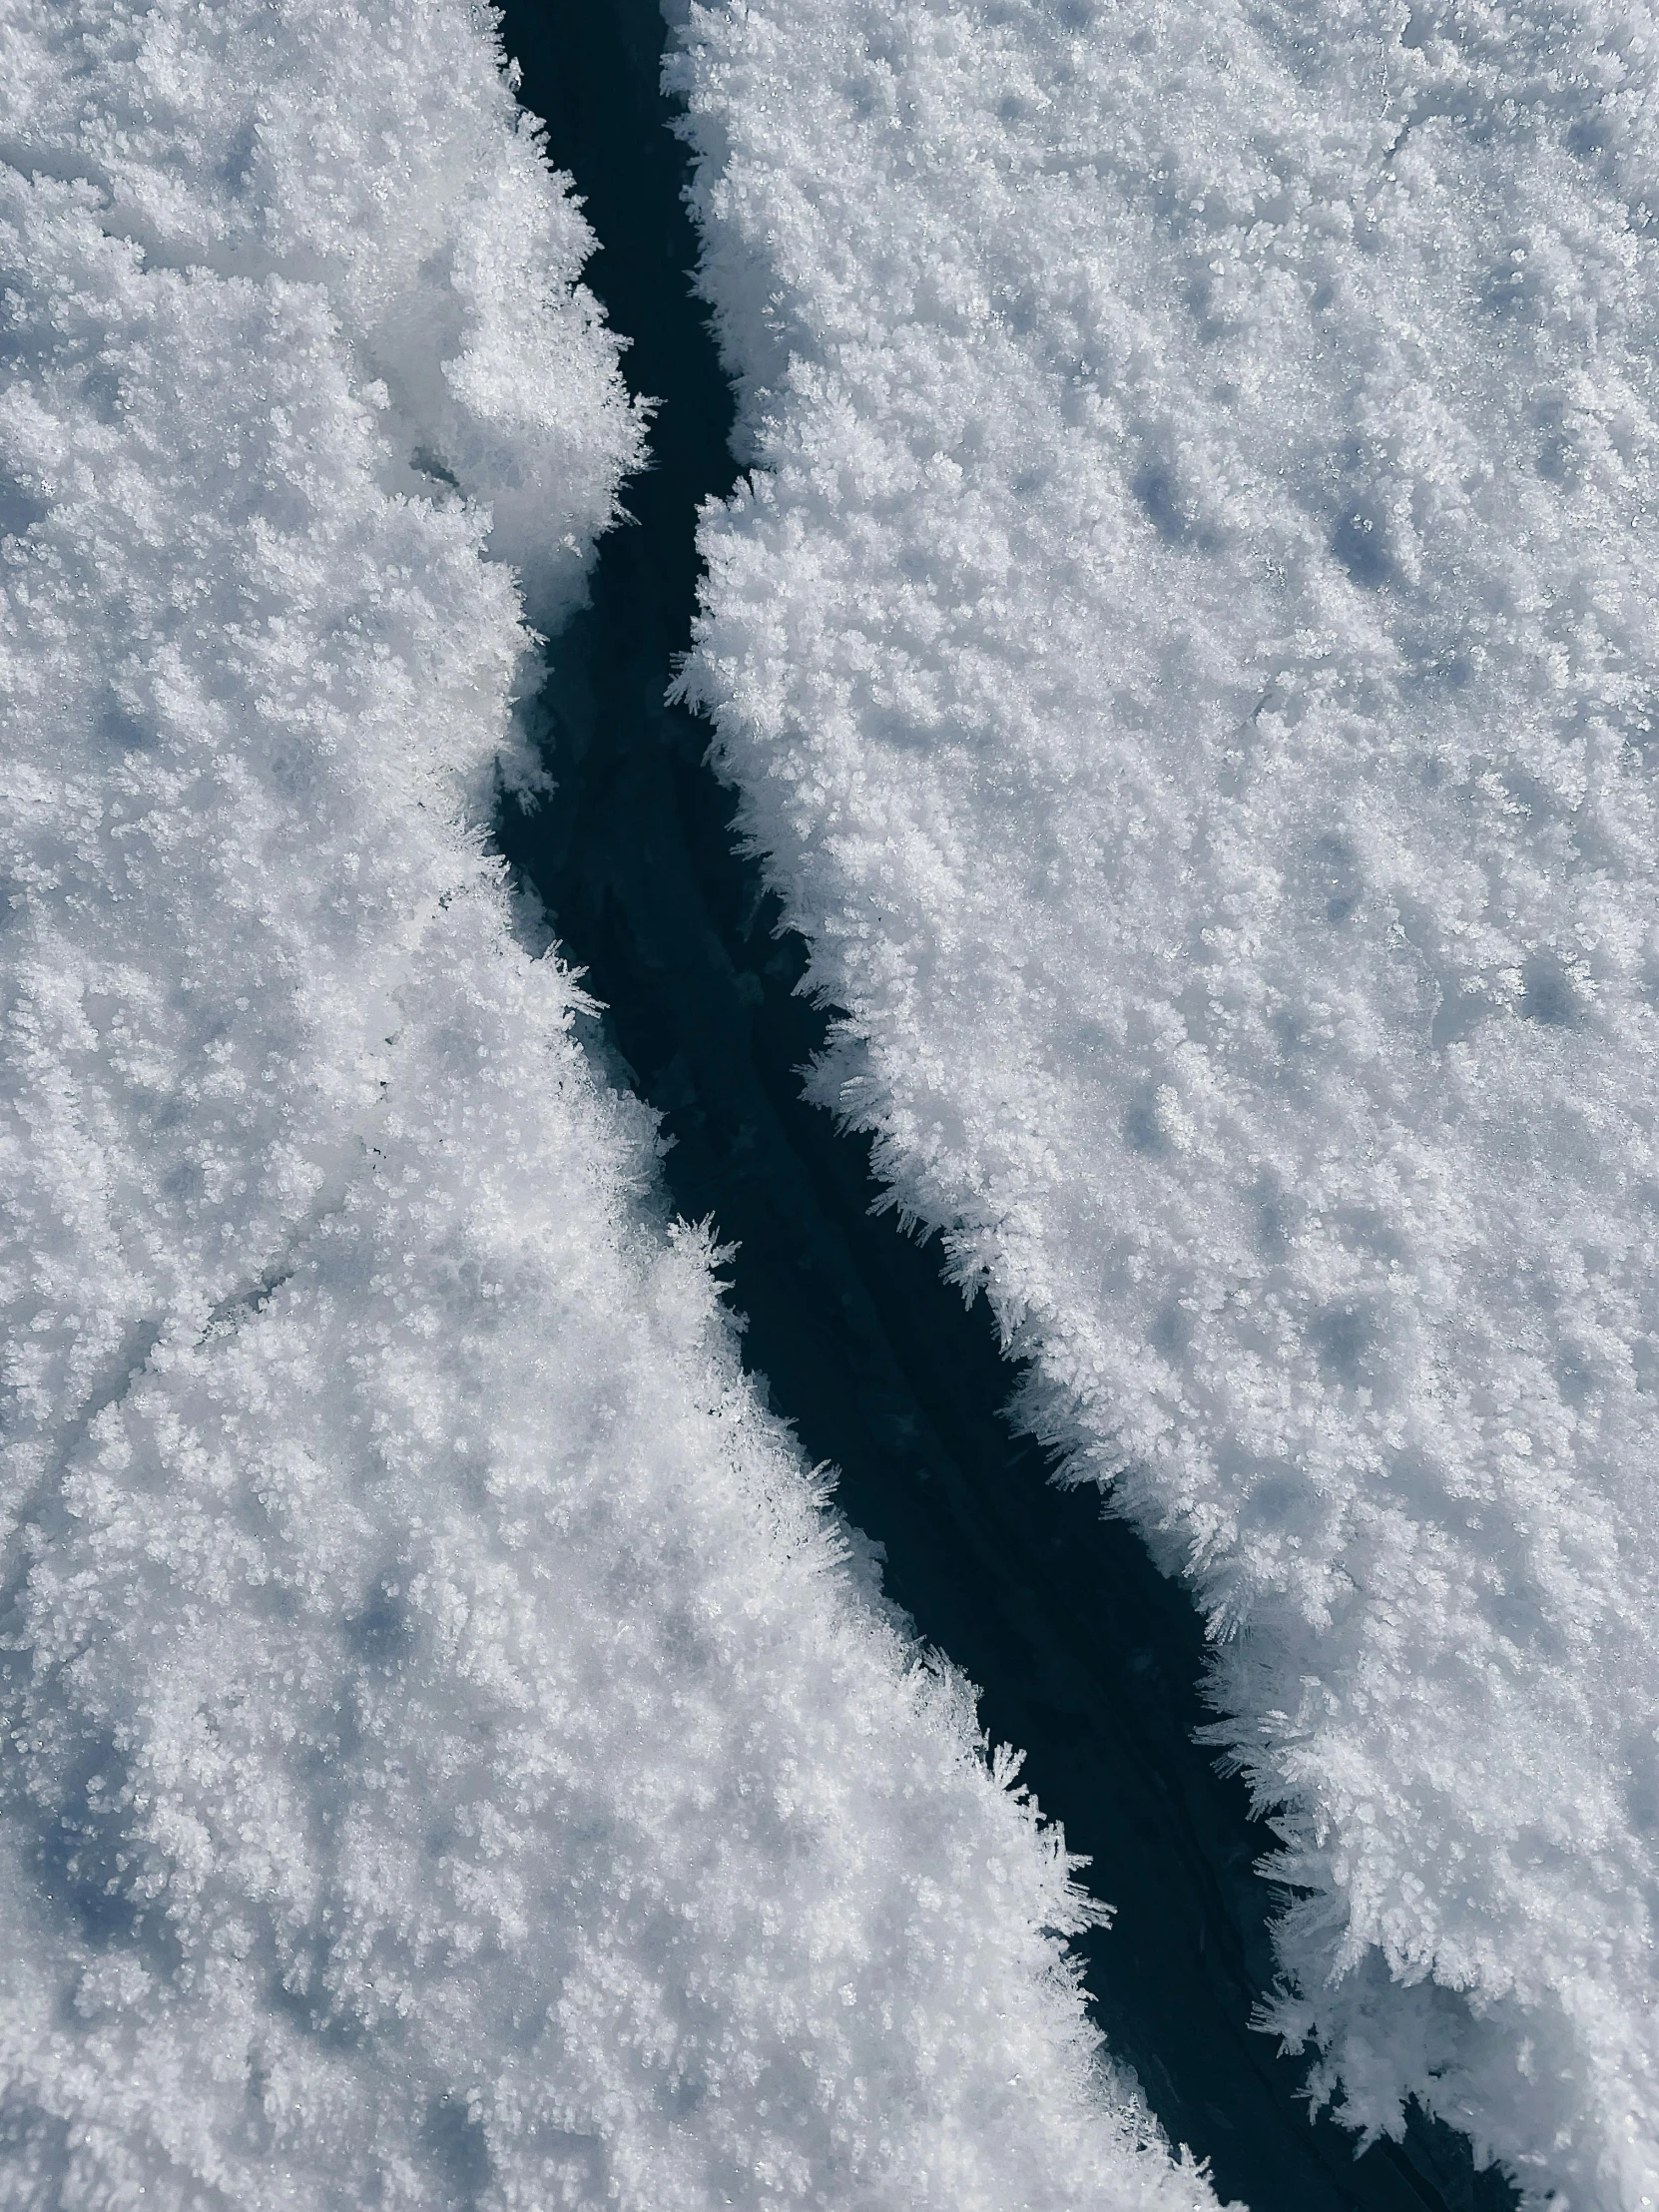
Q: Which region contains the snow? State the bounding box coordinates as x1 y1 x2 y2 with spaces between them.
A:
0 5 1217 2207
671 0 1659 2202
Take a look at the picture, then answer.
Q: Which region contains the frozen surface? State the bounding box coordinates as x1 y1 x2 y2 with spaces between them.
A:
672 1 1659 2202
0 6 1216 2207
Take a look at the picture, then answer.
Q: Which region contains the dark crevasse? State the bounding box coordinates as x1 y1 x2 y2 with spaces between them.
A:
492 9 1516 2211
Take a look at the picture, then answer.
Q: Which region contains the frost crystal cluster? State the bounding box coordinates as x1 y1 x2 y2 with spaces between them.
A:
673 0 1659 2200
0 5 1214 2207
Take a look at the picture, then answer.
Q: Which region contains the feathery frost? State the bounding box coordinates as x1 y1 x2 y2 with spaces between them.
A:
0 5 1212 2206
672 0 1659 2200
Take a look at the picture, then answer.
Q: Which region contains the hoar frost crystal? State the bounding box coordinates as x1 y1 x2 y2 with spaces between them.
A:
0 5 1212 2208
672 0 1659 2201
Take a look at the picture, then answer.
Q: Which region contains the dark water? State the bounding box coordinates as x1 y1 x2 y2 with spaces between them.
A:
493 9 1514 2209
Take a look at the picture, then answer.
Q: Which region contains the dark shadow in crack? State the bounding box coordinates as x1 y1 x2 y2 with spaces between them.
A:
493 7 1518 2210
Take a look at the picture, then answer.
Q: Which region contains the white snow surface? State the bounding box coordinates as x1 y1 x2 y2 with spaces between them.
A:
0 6 1218 2208
672 0 1659 2201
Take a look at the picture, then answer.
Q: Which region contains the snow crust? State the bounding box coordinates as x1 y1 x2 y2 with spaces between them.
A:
0 5 1216 2207
671 1 1659 2200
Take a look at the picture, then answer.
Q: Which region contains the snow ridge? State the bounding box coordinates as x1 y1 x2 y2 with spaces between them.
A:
0 4 1214 2206
671 1 1659 2202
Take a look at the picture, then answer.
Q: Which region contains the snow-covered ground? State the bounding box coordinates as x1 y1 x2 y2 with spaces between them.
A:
673 1 1659 2202
0 5 1218 2206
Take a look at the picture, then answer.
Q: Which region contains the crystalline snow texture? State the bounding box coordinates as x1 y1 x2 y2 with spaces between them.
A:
0 6 1211 2208
672 0 1659 2201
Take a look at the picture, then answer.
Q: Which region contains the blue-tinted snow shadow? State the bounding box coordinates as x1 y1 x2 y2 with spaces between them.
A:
492 8 1516 2210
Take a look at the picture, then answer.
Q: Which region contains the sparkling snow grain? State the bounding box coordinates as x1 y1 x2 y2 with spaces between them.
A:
0 6 1212 2207
673 0 1659 2200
